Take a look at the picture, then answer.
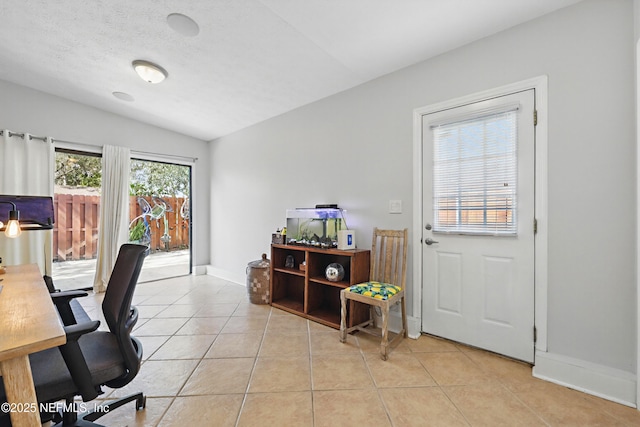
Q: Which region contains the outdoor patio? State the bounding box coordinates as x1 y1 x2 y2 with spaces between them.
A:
52 249 190 290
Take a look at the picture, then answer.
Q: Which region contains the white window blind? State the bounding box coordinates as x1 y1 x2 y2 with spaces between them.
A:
432 108 518 235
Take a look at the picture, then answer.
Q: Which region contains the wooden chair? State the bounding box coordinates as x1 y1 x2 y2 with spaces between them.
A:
340 228 408 360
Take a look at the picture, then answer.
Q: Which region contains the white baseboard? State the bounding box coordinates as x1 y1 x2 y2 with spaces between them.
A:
374 312 421 340
407 316 421 339
192 264 208 275
205 265 245 286
533 350 637 408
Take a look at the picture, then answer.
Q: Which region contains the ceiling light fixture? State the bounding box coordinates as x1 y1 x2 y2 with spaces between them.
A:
132 60 168 84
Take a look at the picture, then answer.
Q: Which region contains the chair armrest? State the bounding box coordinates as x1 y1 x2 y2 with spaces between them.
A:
51 289 89 301
51 290 89 326
64 320 100 341
57 320 101 401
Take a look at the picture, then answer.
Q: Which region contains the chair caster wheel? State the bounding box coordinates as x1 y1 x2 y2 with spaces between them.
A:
137 395 147 410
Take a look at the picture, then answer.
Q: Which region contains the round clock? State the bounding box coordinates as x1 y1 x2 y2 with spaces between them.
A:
325 263 345 282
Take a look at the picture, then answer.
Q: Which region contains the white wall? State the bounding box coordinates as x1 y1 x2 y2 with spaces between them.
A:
634 0 640 408
210 0 636 394
0 79 211 268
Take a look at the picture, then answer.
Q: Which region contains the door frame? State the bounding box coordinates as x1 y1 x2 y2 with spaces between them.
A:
412 75 549 354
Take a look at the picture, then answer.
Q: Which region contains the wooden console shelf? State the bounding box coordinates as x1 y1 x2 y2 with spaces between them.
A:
270 244 370 329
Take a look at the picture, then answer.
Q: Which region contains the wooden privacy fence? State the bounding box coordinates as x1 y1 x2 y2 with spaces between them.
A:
53 194 189 261
129 196 190 254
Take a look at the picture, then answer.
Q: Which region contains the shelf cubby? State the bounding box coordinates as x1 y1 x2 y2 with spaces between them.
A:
270 270 305 315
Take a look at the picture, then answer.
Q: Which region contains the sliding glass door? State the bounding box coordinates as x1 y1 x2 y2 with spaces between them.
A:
52 149 102 290
129 159 191 282
52 150 192 289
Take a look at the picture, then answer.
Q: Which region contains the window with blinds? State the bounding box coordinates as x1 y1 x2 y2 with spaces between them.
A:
432 108 518 235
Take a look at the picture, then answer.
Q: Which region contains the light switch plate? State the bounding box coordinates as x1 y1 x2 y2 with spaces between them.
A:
389 200 402 214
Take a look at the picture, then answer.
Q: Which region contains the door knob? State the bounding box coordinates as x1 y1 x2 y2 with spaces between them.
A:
425 238 439 245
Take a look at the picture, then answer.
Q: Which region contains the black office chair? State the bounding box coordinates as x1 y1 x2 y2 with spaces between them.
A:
0 243 148 427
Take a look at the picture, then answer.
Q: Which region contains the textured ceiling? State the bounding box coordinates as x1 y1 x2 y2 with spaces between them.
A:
0 0 582 141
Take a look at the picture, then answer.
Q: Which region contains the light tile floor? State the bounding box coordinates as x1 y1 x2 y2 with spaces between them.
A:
69 274 640 426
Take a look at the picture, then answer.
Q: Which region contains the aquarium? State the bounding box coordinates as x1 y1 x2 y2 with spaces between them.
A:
286 207 347 248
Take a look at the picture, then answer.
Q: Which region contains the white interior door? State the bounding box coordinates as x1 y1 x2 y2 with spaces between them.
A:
421 90 535 363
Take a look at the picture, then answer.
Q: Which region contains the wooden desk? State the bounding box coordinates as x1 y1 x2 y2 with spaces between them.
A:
0 264 66 427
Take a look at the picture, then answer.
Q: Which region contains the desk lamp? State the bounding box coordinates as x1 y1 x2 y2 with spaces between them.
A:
0 201 20 274
0 195 53 233
0 201 21 238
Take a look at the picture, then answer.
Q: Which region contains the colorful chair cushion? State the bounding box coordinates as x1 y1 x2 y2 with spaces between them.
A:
346 281 402 300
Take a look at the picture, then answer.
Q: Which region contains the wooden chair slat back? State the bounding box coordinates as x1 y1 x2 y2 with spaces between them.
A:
369 228 408 288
